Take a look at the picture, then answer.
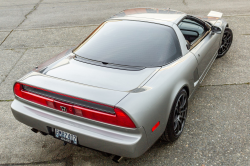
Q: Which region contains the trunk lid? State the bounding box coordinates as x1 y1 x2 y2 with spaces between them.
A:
43 57 160 92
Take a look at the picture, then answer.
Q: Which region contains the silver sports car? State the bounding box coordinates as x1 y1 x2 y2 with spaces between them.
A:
11 8 233 160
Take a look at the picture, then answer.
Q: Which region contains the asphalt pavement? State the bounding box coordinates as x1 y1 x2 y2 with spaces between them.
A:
0 0 250 165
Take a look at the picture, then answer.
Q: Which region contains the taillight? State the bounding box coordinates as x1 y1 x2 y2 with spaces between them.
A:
114 107 136 128
73 106 136 128
13 83 22 97
13 83 136 128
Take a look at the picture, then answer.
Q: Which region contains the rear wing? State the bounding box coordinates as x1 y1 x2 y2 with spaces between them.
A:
207 11 223 18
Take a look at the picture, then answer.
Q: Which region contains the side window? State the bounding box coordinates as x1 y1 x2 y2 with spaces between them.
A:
178 18 206 44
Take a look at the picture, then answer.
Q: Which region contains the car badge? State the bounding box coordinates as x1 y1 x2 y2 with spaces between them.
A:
60 106 67 112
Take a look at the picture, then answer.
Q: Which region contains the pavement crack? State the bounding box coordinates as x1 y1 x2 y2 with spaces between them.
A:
0 30 13 46
200 82 250 87
0 99 14 102
0 155 72 166
15 24 99 31
13 45 75 50
0 48 28 87
224 14 250 17
182 0 188 6
1 45 75 51
0 0 43 47
16 0 43 28
34 0 89 5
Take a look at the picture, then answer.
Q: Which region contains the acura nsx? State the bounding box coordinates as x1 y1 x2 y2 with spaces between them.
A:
11 8 233 159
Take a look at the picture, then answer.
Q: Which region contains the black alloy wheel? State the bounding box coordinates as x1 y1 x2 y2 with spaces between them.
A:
161 89 188 142
217 27 233 58
173 92 188 136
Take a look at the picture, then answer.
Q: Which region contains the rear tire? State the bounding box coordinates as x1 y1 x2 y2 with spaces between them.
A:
161 89 188 142
217 27 233 58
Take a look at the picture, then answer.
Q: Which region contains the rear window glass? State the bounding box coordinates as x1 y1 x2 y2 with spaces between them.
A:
74 20 182 67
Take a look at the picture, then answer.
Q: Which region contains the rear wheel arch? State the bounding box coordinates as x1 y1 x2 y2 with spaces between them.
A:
165 84 190 125
161 86 188 142
168 84 190 119
182 85 190 98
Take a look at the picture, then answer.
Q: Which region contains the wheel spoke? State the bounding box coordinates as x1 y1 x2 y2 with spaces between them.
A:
174 121 178 130
176 121 181 134
180 107 187 114
179 114 186 121
178 121 183 132
220 45 225 52
223 45 227 51
174 116 178 123
178 100 181 108
172 91 188 135
176 100 180 109
180 96 186 108
223 34 227 40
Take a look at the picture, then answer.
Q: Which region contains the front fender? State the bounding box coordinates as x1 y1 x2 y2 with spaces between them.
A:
213 19 228 44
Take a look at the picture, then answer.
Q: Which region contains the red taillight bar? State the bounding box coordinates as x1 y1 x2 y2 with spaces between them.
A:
13 83 136 128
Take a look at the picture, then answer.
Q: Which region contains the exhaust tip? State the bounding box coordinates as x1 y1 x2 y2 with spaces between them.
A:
31 128 38 133
112 155 123 163
31 128 48 136
39 131 48 136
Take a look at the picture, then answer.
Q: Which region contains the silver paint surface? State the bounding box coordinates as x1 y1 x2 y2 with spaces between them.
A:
45 59 160 92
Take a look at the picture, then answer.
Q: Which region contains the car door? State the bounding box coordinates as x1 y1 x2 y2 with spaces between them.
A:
191 29 220 79
178 16 220 79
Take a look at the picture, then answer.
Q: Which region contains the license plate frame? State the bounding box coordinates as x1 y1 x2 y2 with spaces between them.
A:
54 128 78 145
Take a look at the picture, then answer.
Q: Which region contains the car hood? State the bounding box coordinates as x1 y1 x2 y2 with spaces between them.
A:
42 55 160 92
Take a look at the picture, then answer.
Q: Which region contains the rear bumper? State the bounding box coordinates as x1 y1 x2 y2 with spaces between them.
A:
11 99 149 158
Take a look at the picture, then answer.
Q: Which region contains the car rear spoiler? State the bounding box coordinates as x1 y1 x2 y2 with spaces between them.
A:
207 11 223 18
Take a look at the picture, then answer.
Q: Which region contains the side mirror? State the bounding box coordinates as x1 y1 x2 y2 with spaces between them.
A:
211 26 222 34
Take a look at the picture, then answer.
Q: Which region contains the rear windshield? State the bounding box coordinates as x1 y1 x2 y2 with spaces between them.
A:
74 20 182 67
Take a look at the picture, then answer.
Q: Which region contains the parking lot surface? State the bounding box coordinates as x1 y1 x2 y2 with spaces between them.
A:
0 0 250 165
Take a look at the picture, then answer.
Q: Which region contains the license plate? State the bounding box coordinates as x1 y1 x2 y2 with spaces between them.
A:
55 128 77 145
